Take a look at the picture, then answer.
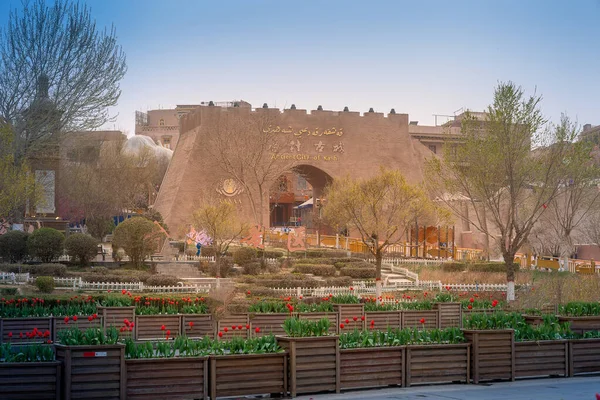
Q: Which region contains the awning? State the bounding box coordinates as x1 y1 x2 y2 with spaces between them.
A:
294 197 313 209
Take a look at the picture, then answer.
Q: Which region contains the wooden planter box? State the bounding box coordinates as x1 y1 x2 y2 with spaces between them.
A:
0 361 61 400
209 352 287 399
250 313 289 336
135 315 181 340
98 306 136 338
463 329 514 383
55 343 125 400
364 311 402 331
402 310 438 329
340 346 404 389
126 357 208 400
522 314 545 327
435 303 462 328
277 336 339 397
297 312 338 334
334 304 364 332
569 338 600 376
558 316 600 335
216 315 250 340
405 343 470 386
52 315 103 341
515 340 568 379
182 314 213 339
0 317 53 344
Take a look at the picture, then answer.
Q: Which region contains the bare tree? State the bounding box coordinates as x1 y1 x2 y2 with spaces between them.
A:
426 82 577 301
323 168 446 302
0 0 127 160
206 111 295 226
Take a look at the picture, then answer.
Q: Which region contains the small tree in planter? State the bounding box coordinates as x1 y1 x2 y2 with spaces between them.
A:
64 233 98 266
278 317 339 396
55 326 125 400
0 343 60 400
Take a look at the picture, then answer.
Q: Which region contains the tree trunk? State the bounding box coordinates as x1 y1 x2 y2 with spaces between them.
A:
214 245 221 278
504 254 517 302
375 249 382 304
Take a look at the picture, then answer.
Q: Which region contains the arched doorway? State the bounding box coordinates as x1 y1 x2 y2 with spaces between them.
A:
269 164 333 232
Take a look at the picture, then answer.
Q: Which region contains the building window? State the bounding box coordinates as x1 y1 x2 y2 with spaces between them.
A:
162 137 171 149
428 145 437 154
159 118 165 126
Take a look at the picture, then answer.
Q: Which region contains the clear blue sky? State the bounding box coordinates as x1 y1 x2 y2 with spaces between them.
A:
1 0 599 135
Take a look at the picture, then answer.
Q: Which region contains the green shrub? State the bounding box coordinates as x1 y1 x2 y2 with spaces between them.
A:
27 228 64 263
0 230 29 262
0 263 67 276
324 276 353 287
293 264 336 277
113 217 162 268
240 273 321 288
144 274 180 287
65 234 98 266
467 263 506 273
256 250 284 258
441 262 467 272
233 247 257 265
0 287 18 296
242 261 263 275
305 249 348 258
290 257 337 265
332 258 367 268
340 266 376 279
35 276 55 293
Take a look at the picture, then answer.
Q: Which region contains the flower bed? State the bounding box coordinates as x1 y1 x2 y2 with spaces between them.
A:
297 312 338 334
0 343 59 400
126 357 208 400
98 306 136 332
405 343 470 386
339 347 404 389
52 314 102 341
249 313 289 337
333 304 364 332
558 316 600 335
216 315 251 340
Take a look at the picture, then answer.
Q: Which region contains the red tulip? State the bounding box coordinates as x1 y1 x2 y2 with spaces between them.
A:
255 327 260 333
339 323 345 329
88 316 93 322
8 332 12 338
361 316 365 321
468 304 473 310
349 287 354 291
370 320 375 325
130 323 134 328
247 290 251 295
231 325 236 330
166 330 170 336
189 321 194 328
93 313 98 319
238 325 243 330
44 331 50 337
161 325 166 330
224 327 228 332
345 318 349 324
420 318 425 324
129 327 133 332
64 316 69 324
218 331 223 338
19 332 24 338
246 324 250 329
469 298 474 303
492 300 499 307
299 295 303 299
72 316 78 322
122 289 127 294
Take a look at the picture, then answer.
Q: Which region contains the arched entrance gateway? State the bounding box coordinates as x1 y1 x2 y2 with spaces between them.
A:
153 102 476 247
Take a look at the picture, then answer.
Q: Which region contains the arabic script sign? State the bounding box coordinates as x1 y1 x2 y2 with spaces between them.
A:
263 126 343 138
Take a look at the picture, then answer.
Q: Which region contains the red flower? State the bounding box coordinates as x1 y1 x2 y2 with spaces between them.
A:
353 316 357 322
345 318 349 324
247 290 251 295
492 300 499 307
161 325 166 330
299 295 303 300
238 325 243 330
218 331 223 338
64 316 69 324
8 332 12 338
246 324 250 330
72 316 78 322
189 321 194 328
255 327 260 333
124 319 130 325
93 313 98 319
129 327 133 332
361 316 365 321
469 298 474 303
419 318 425 324
339 323 345 329
166 330 171 336
19 332 24 338
44 331 50 337
370 320 375 326
231 325 236 330
88 316 93 322
224 327 228 332
349 287 354 291
122 289 127 295
467 304 473 310
130 323 134 328
446 286 451 291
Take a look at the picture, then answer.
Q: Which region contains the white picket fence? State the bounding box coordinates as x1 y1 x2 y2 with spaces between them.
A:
48 276 213 293
368 258 444 267
389 265 420 281
0 272 31 284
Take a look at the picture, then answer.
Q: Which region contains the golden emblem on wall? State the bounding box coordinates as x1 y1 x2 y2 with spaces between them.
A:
216 178 244 197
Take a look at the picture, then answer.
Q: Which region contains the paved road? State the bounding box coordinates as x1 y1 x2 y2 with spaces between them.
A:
295 377 600 400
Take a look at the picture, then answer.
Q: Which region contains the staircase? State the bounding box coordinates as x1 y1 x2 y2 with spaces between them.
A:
156 262 204 278
381 263 416 286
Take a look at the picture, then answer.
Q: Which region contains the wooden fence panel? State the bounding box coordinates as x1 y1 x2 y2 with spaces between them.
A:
569 338 600 376
402 310 438 329
1 317 53 344
182 314 213 339
134 315 181 341
364 311 401 331
515 341 568 378
463 329 514 383
405 344 470 386
0 361 61 400
340 347 404 389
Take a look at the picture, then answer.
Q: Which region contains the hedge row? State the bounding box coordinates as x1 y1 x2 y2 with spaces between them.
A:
293 264 337 277
0 263 68 276
441 262 506 273
340 266 376 279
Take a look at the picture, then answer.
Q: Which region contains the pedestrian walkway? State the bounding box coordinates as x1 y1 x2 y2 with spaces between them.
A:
296 376 600 400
